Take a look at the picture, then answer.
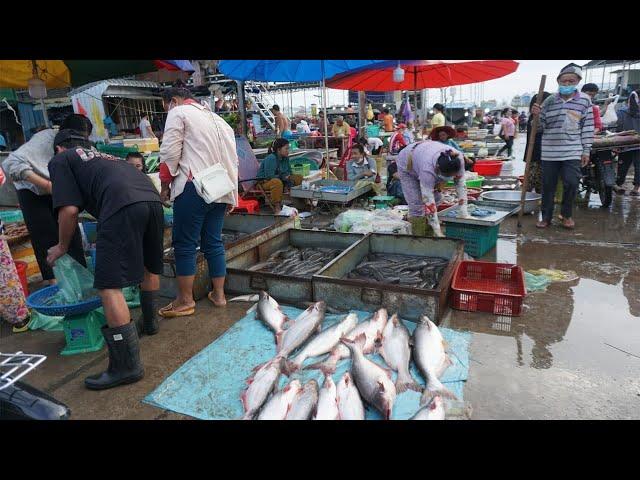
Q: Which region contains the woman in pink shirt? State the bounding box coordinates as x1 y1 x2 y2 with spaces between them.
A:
497 108 516 158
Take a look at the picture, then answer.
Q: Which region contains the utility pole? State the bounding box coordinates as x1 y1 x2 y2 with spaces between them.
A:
358 91 367 137
237 80 246 137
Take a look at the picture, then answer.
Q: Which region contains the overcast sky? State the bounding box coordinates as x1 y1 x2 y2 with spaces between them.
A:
275 60 593 112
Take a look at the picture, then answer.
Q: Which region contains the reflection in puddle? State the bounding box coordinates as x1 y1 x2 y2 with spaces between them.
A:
448 237 640 371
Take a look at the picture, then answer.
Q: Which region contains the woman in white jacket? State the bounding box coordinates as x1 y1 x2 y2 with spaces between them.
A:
158 82 239 317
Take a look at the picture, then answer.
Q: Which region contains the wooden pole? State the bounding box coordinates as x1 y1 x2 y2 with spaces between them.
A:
518 75 546 229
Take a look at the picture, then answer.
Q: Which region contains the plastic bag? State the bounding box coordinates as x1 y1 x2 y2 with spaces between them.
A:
601 95 619 126
334 209 374 232
52 254 98 303
28 310 64 332
279 205 298 217
525 272 552 292
492 123 502 136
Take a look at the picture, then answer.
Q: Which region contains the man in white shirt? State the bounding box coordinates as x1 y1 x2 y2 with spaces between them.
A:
366 136 384 155
139 114 156 139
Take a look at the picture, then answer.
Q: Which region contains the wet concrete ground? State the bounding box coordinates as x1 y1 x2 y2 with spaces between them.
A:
2 135 639 419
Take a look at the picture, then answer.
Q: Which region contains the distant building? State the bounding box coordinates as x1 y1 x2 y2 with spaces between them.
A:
481 100 497 110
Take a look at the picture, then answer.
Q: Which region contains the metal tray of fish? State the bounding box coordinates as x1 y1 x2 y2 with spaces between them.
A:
313 234 464 322
225 229 365 303
290 179 372 203
439 203 518 227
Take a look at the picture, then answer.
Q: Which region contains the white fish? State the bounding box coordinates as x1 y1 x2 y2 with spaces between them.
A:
314 374 340 420
230 294 260 302
379 314 421 394
276 301 326 358
410 395 445 420
257 380 302 420
307 308 388 374
256 291 290 347
412 315 457 401
286 380 319 420
284 312 358 375
240 357 284 420
341 333 396 420
336 372 365 420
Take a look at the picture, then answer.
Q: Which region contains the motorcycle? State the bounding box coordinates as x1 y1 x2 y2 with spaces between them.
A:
580 149 616 208
0 352 71 420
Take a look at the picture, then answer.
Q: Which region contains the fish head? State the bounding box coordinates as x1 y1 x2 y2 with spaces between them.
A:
376 381 395 420
322 373 336 389
374 308 389 329
420 315 434 330
304 380 319 396
284 380 303 396
314 301 327 316
429 395 443 411
338 372 353 390
340 333 365 353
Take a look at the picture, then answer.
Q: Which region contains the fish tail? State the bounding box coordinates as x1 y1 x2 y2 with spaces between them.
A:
422 381 458 404
307 355 337 374
395 371 422 394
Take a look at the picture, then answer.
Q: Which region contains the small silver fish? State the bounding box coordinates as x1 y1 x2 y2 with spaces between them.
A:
412 315 457 401
379 314 421 394
286 380 319 420
240 357 284 420
276 301 326 358
257 380 302 420
256 291 290 348
314 374 340 420
341 333 396 420
284 312 358 375
307 308 388 374
336 372 365 420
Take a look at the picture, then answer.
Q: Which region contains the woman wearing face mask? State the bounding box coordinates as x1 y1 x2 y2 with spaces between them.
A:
396 139 469 237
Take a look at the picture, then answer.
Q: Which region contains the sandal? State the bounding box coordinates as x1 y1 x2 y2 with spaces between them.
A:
536 220 550 229
158 302 195 318
207 291 227 307
12 317 31 333
562 218 575 229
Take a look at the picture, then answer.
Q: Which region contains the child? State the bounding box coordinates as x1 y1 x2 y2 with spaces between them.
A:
126 152 146 172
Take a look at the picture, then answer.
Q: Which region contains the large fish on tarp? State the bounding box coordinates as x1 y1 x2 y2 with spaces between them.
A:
284 312 358 375
379 314 421 394
412 315 457 402
341 333 397 420
336 372 365 420
307 308 388 374
257 380 302 420
276 301 326 358
256 291 290 348
409 394 445 420
240 357 285 420
314 373 339 420
286 380 319 420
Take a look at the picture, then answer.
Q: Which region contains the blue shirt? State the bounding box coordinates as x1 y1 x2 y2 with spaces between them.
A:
347 156 377 180
257 153 292 180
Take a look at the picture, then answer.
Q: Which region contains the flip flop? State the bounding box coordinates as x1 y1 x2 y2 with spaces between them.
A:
562 219 575 229
207 291 227 307
158 302 195 318
536 221 550 229
12 318 31 333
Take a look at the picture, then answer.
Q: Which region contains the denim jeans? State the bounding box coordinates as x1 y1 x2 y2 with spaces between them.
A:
172 181 227 278
541 160 582 221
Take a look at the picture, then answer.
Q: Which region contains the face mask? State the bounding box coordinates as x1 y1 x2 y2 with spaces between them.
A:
559 85 577 95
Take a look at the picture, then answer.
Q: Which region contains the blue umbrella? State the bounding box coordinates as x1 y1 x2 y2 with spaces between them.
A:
219 60 389 176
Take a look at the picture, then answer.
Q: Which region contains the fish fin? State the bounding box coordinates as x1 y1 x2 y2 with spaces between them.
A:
307 357 336 374
250 361 266 373
355 332 367 349
385 368 393 381
282 317 294 330
247 303 258 315
395 371 421 394
422 386 457 404
377 380 386 392
283 359 299 377
240 391 248 410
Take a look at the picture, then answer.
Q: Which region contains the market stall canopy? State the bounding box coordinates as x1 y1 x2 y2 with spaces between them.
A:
0 60 195 89
326 60 519 90
218 60 389 82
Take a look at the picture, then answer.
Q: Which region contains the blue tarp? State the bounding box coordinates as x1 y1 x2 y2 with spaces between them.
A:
144 307 471 420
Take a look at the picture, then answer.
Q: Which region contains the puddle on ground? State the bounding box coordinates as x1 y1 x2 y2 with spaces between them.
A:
446 239 640 376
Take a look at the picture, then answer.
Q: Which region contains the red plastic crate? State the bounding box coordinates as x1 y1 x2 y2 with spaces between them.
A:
472 161 502 176
233 198 260 214
450 261 526 316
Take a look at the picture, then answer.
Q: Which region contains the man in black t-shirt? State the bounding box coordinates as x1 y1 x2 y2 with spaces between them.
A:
46 129 164 391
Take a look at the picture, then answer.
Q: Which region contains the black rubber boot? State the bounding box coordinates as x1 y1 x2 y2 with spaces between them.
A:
85 322 144 390
140 290 159 335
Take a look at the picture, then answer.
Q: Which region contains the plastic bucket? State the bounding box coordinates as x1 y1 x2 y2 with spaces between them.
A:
15 261 29 297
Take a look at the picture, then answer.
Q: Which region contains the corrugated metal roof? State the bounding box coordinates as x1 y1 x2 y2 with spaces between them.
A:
69 79 162 96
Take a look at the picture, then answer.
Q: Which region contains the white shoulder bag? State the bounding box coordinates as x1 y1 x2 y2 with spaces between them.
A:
191 104 237 204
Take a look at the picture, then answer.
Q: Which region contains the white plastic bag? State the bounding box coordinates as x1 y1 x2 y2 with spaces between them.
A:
279 205 298 217
601 95 619 127
492 123 502 136
334 209 374 232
